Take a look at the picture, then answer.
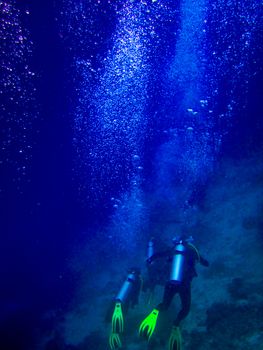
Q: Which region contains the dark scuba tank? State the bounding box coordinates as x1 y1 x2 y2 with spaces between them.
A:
170 241 186 284
147 238 155 261
115 271 137 303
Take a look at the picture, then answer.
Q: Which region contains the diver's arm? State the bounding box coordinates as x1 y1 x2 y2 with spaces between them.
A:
188 243 209 266
147 248 173 264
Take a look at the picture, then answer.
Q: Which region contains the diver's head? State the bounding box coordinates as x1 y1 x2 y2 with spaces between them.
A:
172 234 193 245
128 267 141 276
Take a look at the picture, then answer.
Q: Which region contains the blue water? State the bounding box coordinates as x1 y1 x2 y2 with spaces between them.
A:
1 0 263 349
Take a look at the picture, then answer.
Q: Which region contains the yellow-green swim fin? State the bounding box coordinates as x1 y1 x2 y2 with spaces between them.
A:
139 308 159 340
112 302 124 333
109 332 122 349
168 326 182 350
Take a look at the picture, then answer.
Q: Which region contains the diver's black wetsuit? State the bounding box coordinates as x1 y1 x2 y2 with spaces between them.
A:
148 244 209 326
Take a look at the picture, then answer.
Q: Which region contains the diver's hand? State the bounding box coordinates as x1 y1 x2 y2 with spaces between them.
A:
200 257 209 267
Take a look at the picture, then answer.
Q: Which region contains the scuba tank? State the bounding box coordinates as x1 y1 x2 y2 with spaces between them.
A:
115 269 140 303
147 238 155 261
170 240 186 284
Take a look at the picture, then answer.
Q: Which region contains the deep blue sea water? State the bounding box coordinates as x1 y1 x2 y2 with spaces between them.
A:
1 1 263 349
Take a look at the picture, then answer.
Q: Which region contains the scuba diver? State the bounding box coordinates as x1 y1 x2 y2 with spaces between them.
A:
139 235 209 350
108 267 142 350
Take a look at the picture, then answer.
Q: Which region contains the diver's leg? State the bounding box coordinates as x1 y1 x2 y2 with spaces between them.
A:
157 282 177 311
174 283 191 326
